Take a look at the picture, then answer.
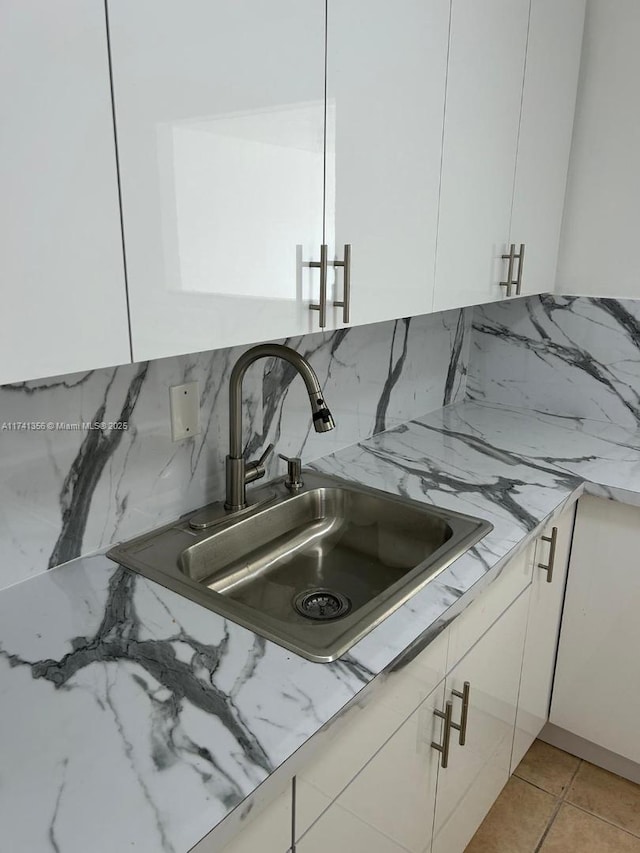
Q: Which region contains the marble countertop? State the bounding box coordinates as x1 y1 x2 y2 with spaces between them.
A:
2 400 640 853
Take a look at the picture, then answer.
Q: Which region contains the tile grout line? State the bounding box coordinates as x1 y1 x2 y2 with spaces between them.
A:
564 800 640 841
562 757 640 840
532 758 583 852
472 744 640 851
564 757 584 798
532 793 564 853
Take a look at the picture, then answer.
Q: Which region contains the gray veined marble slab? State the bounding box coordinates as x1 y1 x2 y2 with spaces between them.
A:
469 294 640 427
0 308 471 591
3 399 640 853
0 558 373 853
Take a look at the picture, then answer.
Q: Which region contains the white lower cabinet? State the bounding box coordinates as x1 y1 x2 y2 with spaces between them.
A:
295 629 449 843
297 550 534 853
511 505 575 771
550 496 640 764
297 682 446 853
219 511 590 853
195 783 292 853
296 803 407 853
432 591 530 853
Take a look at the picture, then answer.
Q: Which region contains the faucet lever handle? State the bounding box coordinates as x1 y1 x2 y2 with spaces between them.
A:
278 453 303 491
257 443 275 467
244 443 274 486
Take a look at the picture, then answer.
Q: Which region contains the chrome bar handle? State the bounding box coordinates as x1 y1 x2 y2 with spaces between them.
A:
538 525 558 584
500 244 516 297
332 244 351 324
515 243 525 295
308 244 328 328
432 701 453 769
451 681 471 746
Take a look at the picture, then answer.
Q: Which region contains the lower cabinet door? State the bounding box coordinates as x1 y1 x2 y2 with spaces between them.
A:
295 801 408 853
296 682 446 853
432 591 530 853
205 784 292 853
550 496 640 763
511 504 576 770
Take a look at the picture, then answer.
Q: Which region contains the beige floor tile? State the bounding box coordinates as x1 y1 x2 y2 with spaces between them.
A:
514 740 580 797
539 804 640 852
464 777 557 853
566 761 640 838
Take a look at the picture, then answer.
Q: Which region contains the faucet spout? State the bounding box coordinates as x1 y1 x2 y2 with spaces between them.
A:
225 344 335 511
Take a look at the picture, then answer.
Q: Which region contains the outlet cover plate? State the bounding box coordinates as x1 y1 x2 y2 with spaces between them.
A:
169 381 200 441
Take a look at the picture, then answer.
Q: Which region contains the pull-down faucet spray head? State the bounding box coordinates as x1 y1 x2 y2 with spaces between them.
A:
309 392 335 433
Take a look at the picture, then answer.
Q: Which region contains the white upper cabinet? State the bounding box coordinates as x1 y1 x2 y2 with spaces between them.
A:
1 0 130 384
108 1 327 362
510 0 586 296
326 0 450 327
433 0 586 309
432 0 531 312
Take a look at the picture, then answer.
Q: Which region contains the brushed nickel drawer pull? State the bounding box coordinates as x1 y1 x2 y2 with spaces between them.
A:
432 701 453 769
332 243 351 323
538 525 558 584
307 244 328 328
451 681 470 745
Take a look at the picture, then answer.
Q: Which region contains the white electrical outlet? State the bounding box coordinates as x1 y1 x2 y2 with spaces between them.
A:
169 381 200 441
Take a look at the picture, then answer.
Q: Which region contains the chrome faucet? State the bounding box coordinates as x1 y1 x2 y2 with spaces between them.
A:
225 343 335 511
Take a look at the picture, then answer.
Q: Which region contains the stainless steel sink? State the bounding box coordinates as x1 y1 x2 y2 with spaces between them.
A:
108 472 492 662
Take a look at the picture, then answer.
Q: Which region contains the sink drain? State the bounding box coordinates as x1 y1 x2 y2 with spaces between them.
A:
294 589 351 621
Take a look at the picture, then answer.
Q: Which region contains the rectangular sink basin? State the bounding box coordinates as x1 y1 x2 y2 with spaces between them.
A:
108 472 492 662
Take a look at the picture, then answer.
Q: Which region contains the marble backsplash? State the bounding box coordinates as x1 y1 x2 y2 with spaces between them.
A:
0 309 471 590
469 294 640 428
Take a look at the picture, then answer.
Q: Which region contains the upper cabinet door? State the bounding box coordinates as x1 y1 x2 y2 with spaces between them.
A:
509 0 586 296
0 0 130 384
108 1 327 362
326 0 450 327
433 0 530 313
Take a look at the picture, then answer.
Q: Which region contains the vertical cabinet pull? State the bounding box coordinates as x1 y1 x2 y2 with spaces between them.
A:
514 243 525 295
307 244 329 328
500 243 525 296
450 681 471 745
332 244 351 323
432 701 453 769
500 244 516 296
538 526 558 583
